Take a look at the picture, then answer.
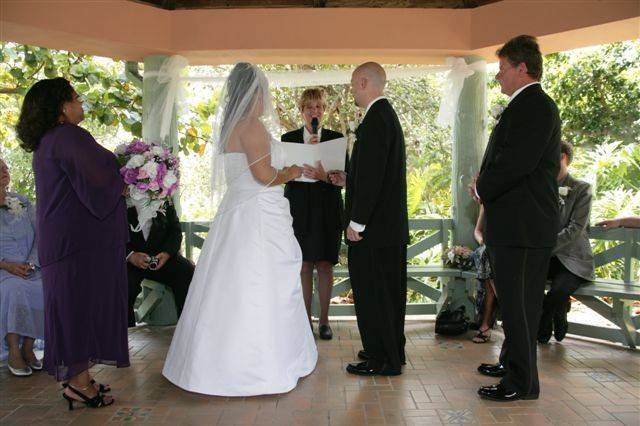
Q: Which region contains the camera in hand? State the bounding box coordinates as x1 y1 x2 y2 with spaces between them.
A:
26 262 36 277
148 256 159 269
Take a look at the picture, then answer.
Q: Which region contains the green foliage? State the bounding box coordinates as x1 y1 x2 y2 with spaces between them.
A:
543 41 640 147
0 43 143 134
178 87 221 155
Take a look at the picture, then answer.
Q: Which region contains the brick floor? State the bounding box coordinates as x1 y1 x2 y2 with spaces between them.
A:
1 321 638 425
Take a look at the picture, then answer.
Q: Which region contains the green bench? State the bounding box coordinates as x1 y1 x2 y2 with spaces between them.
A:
563 227 640 348
457 226 640 348
135 220 639 349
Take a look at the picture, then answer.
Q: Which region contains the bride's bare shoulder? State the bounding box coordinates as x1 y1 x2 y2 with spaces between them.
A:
236 118 269 143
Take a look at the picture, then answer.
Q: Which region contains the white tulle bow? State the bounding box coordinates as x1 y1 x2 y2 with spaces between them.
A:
436 57 486 128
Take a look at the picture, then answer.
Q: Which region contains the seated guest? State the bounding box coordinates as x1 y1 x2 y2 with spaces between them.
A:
471 205 498 344
0 158 44 377
127 199 194 327
596 216 640 229
538 141 594 343
281 88 344 340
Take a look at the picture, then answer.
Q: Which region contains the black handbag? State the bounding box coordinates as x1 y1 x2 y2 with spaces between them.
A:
435 305 469 336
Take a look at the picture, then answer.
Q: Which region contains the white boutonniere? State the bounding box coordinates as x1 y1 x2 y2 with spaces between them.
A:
5 196 26 218
558 186 571 206
490 104 506 120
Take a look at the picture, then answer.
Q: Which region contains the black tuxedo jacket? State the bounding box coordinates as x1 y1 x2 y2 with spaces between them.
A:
345 98 409 247
477 84 561 248
126 201 183 257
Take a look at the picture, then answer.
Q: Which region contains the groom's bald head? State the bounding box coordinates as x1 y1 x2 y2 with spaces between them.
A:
353 62 387 89
351 62 386 108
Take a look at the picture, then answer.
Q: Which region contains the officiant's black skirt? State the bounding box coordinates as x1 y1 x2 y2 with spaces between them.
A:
284 180 343 265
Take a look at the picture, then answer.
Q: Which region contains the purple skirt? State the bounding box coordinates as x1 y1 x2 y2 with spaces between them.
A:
41 245 130 381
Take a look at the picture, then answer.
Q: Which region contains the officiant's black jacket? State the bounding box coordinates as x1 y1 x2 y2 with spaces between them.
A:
477 84 561 248
345 98 409 247
282 128 344 237
126 201 182 257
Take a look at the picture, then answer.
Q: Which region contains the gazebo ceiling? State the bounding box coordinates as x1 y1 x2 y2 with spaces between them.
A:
1 0 638 64
132 0 500 10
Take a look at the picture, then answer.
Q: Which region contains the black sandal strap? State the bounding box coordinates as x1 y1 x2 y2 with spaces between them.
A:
66 384 112 408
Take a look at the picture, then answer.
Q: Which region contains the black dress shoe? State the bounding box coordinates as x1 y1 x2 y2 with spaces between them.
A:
537 310 553 344
346 361 401 376
477 363 506 377
318 324 333 340
553 310 569 342
478 383 537 402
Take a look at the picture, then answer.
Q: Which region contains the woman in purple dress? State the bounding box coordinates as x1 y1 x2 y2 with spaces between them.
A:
17 78 129 410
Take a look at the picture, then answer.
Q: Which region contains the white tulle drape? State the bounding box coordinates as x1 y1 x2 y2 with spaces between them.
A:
143 55 189 143
143 56 485 142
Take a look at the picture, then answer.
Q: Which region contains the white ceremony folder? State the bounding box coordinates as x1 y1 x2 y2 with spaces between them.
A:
281 137 347 182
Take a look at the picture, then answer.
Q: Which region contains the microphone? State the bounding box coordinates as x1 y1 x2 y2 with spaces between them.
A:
311 117 319 135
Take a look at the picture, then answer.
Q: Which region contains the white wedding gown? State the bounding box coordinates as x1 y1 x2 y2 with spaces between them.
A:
162 140 317 396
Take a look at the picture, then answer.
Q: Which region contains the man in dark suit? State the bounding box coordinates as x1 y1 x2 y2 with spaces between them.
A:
329 62 409 376
474 35 561 401
126 201 194 327
538 141 594 343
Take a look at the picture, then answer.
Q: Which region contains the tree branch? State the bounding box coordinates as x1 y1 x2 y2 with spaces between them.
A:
0 87 21 95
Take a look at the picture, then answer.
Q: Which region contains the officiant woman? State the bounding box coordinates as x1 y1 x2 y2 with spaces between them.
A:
17 78 129 409
281 88 344 340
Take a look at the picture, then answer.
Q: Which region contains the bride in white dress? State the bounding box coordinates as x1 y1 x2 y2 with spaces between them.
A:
162 63 317 396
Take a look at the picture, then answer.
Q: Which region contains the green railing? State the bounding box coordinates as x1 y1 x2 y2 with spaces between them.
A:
137 219 640 348
181 219 458 316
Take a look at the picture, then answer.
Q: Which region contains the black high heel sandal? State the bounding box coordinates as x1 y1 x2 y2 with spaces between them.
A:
62 384 114 411
62 379 111 393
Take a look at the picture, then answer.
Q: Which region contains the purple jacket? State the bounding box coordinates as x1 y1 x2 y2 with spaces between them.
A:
33 123 128 266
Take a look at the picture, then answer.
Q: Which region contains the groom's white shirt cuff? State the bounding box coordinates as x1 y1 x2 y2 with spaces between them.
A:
349 221 366 232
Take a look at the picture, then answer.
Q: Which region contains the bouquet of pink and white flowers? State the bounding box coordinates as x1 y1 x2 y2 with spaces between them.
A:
115 139 180 232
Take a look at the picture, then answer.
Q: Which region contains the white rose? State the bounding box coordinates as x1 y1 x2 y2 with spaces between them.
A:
129 187 148 201
152 146 165 156
447 251 455 262
114 144 127 155
125 154 145 169
163 171 178 188
490 104 505 119
559 186 570 197
141 161 159 179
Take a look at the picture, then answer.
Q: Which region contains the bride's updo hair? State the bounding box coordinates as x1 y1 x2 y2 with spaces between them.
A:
221 63 264 137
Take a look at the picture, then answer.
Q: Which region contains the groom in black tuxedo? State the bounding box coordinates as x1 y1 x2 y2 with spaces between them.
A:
330 62 409 376
474 35 561 401
126 201 194 327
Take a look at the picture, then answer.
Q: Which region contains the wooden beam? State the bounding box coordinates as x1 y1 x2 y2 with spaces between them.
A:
130 0 500 9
